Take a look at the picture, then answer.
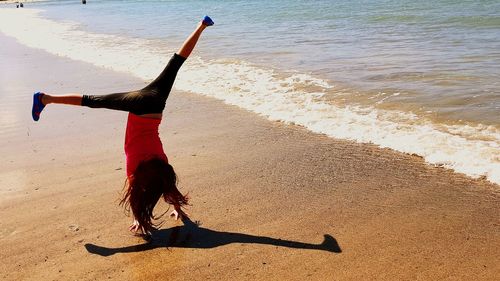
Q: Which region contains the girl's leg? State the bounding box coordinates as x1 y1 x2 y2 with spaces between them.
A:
177 20 209 59
142 16 213 100
39 91 144 112
32 91 83 121
32 89 148 122
42 93 82 106
32 16 214 121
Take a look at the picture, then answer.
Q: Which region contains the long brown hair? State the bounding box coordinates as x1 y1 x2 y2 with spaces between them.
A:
120 157 188 233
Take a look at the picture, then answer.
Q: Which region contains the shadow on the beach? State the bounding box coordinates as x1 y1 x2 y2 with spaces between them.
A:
84 218 341 256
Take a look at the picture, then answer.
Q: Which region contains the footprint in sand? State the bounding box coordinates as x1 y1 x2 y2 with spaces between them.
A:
68 224 79 232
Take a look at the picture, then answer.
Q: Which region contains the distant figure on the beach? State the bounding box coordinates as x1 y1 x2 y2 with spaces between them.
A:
82 0 86 4
20 2 23 8
31 16 215 235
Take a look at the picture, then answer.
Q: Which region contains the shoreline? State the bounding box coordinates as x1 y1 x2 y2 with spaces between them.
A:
0 33 499 280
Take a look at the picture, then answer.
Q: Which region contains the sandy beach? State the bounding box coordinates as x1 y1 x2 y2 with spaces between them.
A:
0 33 499 281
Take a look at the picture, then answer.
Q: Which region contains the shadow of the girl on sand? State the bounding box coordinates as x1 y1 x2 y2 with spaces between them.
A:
85 217 341 256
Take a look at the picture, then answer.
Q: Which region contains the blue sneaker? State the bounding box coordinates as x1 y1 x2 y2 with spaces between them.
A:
32 92 45 121
202 15 214 26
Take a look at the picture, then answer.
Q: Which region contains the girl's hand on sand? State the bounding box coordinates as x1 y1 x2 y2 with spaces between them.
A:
170 206 189 221
129 219 141 233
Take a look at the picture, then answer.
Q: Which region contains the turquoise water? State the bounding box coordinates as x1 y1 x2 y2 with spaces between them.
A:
34 0 500 125
0 0 499 184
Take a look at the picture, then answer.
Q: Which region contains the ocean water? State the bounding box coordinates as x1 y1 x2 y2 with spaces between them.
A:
0 0 499 184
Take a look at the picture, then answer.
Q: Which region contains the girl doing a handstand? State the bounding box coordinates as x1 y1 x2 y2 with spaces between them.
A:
31 16 215 234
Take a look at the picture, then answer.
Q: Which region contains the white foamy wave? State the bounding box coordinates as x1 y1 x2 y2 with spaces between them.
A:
1 9 499 185
0 9 167 80
176 61 500 185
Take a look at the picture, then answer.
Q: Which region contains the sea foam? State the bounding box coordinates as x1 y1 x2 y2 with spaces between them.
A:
1 9 498 185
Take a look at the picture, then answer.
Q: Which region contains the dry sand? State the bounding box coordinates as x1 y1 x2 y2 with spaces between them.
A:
0 34 499 281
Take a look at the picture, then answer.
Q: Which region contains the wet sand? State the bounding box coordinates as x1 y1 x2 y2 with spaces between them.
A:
0 34 499 281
